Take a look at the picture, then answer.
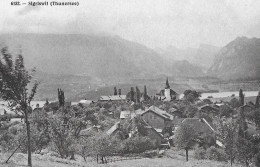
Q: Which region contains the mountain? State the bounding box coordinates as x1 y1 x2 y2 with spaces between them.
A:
171 60 205 77
158 44 220 71
0 33 205 79
192 44 220 70
208 37 260 80
0 33 170 80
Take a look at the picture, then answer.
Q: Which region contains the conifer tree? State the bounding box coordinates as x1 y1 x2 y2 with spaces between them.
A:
143 85 147 101
58 88 65 107
114 87 117 95
239 89 244 106
136 86 140 103
255 91 260 108
130 87 135 102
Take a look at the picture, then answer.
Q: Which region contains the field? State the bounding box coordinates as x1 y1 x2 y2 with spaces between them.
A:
0 149 243 167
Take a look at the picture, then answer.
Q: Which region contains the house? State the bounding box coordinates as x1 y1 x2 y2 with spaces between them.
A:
106 117 164 147
78 100 93 107
106 121 120 135
99 95 126 102
198 104 219 117
141 106 173 130
120 109 145 120
145 125 164 146
179 118 223 147
156 78 179 101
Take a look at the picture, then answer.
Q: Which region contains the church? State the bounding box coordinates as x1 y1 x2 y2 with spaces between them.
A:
156 78 179 101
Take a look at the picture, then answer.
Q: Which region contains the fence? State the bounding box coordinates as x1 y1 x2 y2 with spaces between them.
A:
96 150 157 164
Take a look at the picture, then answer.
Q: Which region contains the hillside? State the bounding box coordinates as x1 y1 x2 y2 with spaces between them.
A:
158 44 220 70
208 37 260 80
0 33 170 80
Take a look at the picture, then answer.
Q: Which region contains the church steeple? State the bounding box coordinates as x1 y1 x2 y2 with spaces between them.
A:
165 77 170 89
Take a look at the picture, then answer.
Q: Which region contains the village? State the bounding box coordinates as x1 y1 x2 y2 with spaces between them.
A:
1 76 260 166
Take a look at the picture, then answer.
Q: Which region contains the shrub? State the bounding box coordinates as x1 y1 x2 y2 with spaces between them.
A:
194 147 207 160
124 136 156 154
206 146 228 162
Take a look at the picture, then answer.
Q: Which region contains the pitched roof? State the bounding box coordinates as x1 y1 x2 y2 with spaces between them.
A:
120 109 146 119
198 104 219 111
142 106 173 121
100 95 126 101
181 118 215 133
106 121 120 135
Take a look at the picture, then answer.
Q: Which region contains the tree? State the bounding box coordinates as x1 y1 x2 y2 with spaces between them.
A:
230 98 240 108
183 90 201 103
215 117 238 166
58 88 65 107
237 107 248 138
114 87 117 95
143 85 147 101
239 89 244 106
130 87 135 102
136 86 140 103
255 92 260 108
255 109 260 130
175 123 197 161
183 105 198 118
219 105 233 117
0 47 38 166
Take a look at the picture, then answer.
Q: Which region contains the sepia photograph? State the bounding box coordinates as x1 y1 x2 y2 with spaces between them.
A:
0 0 260 166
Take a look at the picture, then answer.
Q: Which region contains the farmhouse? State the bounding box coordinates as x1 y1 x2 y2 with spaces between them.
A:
141 105 173 130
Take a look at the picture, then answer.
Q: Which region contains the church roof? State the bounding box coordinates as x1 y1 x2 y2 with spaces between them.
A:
165 78 170 89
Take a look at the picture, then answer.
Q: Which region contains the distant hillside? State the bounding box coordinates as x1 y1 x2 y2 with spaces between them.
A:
158 44 220 71
0 33 170 80
0 33 205 79
192 44 220 70
208 37 260 80
171 60 205 77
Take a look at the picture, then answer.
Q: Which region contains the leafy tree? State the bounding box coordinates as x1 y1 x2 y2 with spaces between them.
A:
219 105 233 117
215 117 238 166
183 105 198 118
183 90 201 103
175 123 197 161
230 98 240 108
0 47 38 166
255 109 260 130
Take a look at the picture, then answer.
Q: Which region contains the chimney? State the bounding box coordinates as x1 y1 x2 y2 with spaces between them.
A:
118 89 121 95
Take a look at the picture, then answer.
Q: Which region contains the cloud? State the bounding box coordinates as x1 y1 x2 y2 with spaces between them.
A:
1 0 260 48
17 6 41 15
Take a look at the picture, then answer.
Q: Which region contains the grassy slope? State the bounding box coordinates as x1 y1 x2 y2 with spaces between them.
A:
0 150 243 167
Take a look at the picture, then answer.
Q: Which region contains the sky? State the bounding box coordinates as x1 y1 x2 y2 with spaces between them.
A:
0 0 260 49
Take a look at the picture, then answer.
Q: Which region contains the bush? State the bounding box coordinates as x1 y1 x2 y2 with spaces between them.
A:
123 136 156 154
194 147 207 160
206 146 228 162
